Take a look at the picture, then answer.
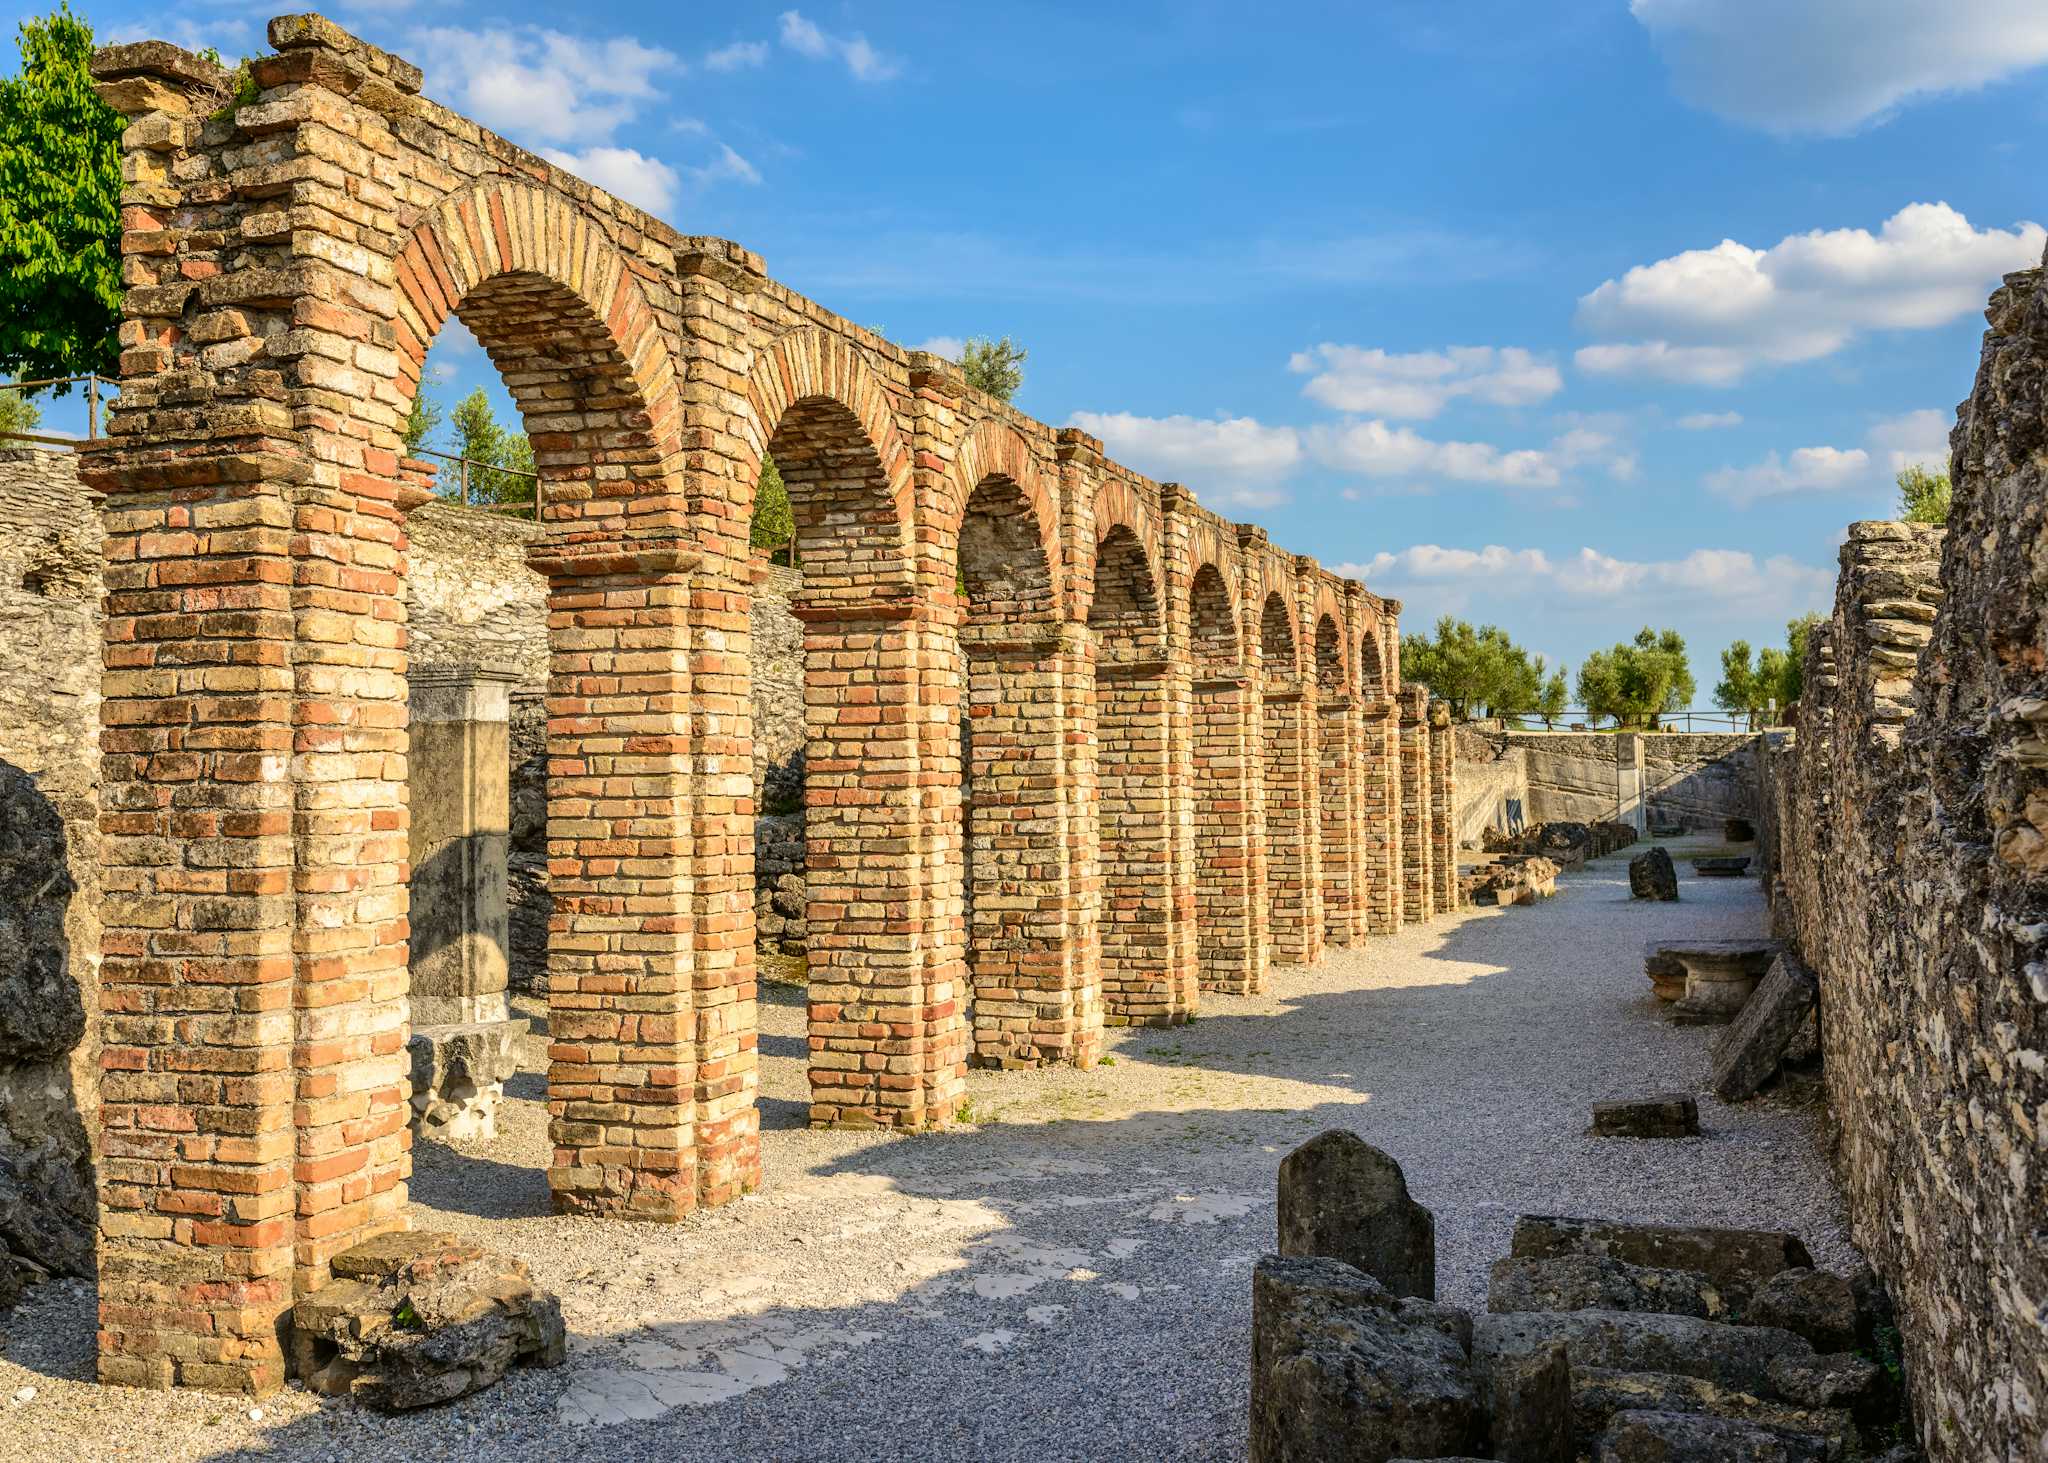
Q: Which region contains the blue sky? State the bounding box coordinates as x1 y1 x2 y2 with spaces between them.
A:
55 0 2048 694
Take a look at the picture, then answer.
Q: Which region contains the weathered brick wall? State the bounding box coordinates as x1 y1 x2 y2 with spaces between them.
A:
1757 259 2048 1461
0 448 102 1304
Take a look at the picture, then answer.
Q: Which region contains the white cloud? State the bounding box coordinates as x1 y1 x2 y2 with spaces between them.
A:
412 25 679 146
1678 410 1743 430
1347 542 1834 614
778 10 901 81
1631 0 2048 136
688 143 763 188
1575 203 2046 385
541 146 682 216
1287 344 1562 419
705 40 769 71
1869 408 1952 476
916 336 966 361
1704 445 1870 506
1068 411 1301 508
1305 420 1634 493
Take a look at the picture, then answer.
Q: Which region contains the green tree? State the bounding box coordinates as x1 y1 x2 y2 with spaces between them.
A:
0 382 41 437
1780 612 1820 707
1536 666 1568 729
959 335 1026 402
1713 640 1764 728
402 390 443 455
442 387 534 503
1400 615 1546 721
751 454 794 553
1896 464 1950 526
1577 626 1693 728
0 7 124 388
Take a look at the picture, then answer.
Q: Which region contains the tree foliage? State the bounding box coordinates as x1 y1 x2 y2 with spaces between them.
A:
0 382 41 437
439 387 535 503
1536 667 1568 728
959 335 1026 402
402 390 443 455
0 7 123 389
1715 615 1819 725
1400 615 1547 721
1896 464 1950 526
1576 627 1693 727
751 455 793 552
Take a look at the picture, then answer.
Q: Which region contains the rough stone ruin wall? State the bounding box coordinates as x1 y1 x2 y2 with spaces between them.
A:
0 448 103 1305
1453 727 1758 843
1759 258 2048 1461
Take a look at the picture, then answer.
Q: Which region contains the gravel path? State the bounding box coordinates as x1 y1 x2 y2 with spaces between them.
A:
1 839 1852 1462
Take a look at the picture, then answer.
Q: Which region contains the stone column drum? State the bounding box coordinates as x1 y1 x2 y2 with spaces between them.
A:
407 664 524 1142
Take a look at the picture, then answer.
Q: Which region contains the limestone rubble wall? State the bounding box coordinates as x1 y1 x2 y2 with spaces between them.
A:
1757 258 2048 1462
1453 728 1757 839
0 448 103 1298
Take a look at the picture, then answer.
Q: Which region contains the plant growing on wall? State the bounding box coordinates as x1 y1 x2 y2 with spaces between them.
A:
0 6 124 391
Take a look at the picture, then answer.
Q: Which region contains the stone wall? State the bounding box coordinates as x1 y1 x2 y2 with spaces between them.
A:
1454 728 1757 836
0 448 101 1302
402 502 547 684
1756 259 2048 1462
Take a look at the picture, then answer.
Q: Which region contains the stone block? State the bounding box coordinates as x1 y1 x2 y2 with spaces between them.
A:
1489 1255 1723 1319
1571 1369 1851 1457
1474 1309 1813 1399
1250 1254 1479 1463
1490 1338 1571 1463
1628 846 1679 901
1593 1409 1832 1462
407 1020 521 1143
1510 1215 1812 1308
1709 955 1819 1101
1591 1094 1700 1139
1643 944 1687 1002
290 1230 564 1410
1744 1268 1859 1354
1277 1130 1436 1299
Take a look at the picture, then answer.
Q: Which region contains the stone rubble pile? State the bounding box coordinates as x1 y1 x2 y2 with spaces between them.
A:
1249 1134 1910 1462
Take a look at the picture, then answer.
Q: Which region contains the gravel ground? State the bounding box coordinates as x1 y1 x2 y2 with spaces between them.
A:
0 838 1852 1463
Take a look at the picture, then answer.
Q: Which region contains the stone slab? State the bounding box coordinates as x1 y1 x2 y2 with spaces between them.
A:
1709 954 1819 1101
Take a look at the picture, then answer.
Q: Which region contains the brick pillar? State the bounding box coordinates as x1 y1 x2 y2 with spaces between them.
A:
533 549 703 1216
1263 682 1324 965
1096 653 1192 1024
1428 703 1458 913
961 625 1096 1066
799 603 967 1123
1191 665 1265 993
1159 488 1201 1022
1398 684 1434 922
1358 699 1401 935
1318 691 1359 947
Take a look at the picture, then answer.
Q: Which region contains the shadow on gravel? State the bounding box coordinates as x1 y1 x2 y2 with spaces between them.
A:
408 1139 553 1221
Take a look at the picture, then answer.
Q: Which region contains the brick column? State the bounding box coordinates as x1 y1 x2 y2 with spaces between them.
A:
1398 684 1434 922
1191 665 1265 993
1428 702 1458 913
1096 653 1192 1024
799 602 967 1123
1318 691 1360 947
1263 681 1324 965
1358 699 1401 934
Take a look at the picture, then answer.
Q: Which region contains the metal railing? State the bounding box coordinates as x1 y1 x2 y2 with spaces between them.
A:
1481 708 1775 734
0 373 110 447
405 444 541 518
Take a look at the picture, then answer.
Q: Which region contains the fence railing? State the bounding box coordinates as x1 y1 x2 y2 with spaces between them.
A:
1479 708 1777 734
0 373 110 447
405 444 541 517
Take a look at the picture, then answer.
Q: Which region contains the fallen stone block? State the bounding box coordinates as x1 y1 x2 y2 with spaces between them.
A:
1628 847 1679 901
1643 944 1688 1002
1709 955 1819 1101
1490 1337 1571 1463
290 1230 565 1410
1764 1351 1891 1428
1489 1255 1723 1319
1656 939 1783 1023
1474 1309 1813 1399
1594 1408 1834 1461
1277 1130 1436 1300
1591 1094 1700 1139
1510 1216 1812 1308
1745 1269 1859 1354
1689 855 1753 878
1571 1369 1854 1458
1250 1254 1479 1463
408 1019 521 1143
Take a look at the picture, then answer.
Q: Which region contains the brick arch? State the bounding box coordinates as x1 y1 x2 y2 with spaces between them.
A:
1190 559 1241 667
1315 612 1347 691
1358 614 1390 698
1088 479 1162 621
1261 589 1298 677
732 325 916 582
948 416 1064 619
391 179 682 507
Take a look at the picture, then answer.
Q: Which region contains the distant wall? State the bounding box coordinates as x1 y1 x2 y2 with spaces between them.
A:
1453 726 1757 840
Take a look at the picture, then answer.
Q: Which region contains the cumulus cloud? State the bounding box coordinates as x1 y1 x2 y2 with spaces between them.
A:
915 336 966 361
1344 542 1834 614
1304 419 1635 493
1631 0 2048 136
705 40 769 71
541 146 681 215
412 25 679 146
1678 410 1743 430
1704 445 1870 506
1068 411 1301 509
779 10 900 81
1575 203 2045 385
1869 408 1952 475
1288 344 1562 419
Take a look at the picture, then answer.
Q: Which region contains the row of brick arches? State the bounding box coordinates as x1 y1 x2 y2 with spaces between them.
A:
83 21 1457 1393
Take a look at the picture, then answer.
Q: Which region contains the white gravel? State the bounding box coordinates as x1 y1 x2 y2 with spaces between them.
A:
0 838 1851 1462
